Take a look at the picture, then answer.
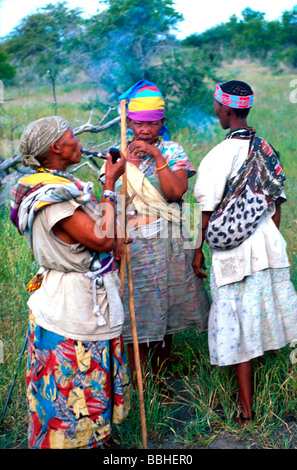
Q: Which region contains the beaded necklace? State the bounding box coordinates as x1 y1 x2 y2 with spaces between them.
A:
225 127 255 140
37 167 83 189
37 167 75 181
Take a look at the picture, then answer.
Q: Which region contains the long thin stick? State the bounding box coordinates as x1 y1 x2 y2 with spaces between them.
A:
0 331 28 427
120 100 148 449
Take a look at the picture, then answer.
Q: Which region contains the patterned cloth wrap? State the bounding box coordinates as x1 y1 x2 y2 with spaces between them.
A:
10 168 93 250
206 128 286 250
119 79 171 140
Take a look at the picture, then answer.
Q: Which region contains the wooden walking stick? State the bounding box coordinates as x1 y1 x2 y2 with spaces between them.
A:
120 99 148 449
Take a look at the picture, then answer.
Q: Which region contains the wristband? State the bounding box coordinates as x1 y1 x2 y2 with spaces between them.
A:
103 189 117 202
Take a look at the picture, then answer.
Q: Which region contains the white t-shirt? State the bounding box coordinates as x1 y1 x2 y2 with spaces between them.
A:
194 138 290 287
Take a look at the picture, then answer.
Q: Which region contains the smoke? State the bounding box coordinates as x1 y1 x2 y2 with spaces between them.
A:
178 107 217 134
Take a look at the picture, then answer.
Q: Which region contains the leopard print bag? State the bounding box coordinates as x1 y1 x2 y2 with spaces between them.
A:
205 130 285 250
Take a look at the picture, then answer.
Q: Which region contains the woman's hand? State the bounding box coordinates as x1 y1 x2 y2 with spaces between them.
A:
128 140 160 160
104 151 126 189
128 138 188 201
113 237 133 260
54 152 126 253
192 248 207 278
192 211 212 277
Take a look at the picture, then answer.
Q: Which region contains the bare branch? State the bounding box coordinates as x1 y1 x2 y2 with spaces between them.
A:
0 154 22 174
72 115 120 136
99 106 119 125
69 161 101 176
47 70 58 116
0 109 121 177
84 140 112 151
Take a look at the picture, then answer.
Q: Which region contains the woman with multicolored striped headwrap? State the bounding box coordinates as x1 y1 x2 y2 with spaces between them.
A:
110 80 210 385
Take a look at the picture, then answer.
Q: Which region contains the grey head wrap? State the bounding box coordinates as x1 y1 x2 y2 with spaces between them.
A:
19 116 69 170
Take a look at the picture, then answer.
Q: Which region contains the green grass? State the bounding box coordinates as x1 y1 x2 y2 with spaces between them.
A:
0 61 296 449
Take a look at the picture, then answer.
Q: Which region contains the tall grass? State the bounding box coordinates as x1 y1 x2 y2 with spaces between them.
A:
0 210 34 448
0 61 296 449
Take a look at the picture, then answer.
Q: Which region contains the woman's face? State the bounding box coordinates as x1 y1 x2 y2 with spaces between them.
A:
128 119 164 144
56 128 82 167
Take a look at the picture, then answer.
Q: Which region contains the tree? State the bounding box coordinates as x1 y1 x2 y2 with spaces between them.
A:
181 20 235 62
3 2 85 79
148 47 217 120
277 7 297 67
230 8 271 60
181 7 297 67
0 0 216 123
84 0 183 96
0 52 16 83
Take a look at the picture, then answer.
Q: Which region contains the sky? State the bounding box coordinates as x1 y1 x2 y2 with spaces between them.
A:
0 0 296 39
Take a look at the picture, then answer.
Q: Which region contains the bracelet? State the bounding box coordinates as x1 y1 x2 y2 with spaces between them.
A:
103 189 117 202
155 160 168 171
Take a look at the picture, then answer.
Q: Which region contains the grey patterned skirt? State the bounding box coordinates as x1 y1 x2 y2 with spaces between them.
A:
121 221 210 344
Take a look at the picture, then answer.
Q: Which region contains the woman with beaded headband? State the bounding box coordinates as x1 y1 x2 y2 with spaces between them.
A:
101 80 210 388
10 116 131 448
193 80 297 426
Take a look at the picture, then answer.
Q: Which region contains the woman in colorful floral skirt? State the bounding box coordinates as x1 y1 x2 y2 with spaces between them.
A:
10 116 131 448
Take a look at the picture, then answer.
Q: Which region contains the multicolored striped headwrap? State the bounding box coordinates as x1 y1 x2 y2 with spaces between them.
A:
214 82 254 109
119 80 165 121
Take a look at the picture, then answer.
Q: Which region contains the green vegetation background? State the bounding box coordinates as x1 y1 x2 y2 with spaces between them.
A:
0 0 296 450
1 61 296 449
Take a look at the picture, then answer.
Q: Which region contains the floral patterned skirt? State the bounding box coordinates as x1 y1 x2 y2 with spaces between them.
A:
209 267 297 366
26 312 131 449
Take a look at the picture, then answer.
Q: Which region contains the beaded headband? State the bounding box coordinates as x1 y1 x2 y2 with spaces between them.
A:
214 83 254 109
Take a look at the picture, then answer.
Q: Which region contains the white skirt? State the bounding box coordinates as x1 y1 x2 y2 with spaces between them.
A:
208 267 297 366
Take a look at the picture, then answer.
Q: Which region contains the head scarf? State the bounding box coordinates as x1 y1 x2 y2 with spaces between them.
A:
214 82 254 109
19 116 69 170
119 80 170 140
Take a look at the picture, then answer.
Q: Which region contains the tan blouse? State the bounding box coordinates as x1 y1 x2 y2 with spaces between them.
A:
27 200 123 341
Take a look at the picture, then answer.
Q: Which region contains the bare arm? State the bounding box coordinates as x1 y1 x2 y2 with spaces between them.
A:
272 198 281 228
53 152 126 252
192 211 212 278
157 166 188 202
128 140 188 201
